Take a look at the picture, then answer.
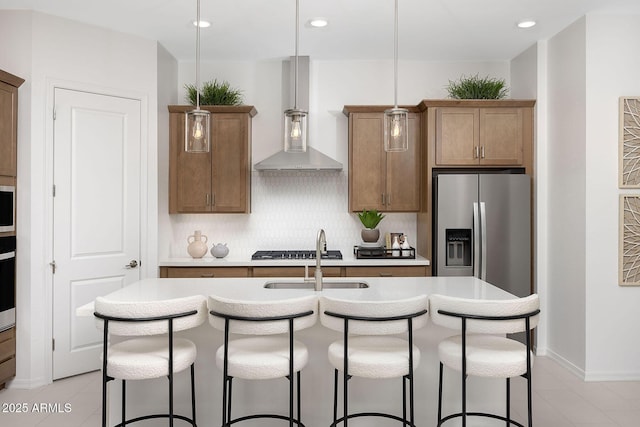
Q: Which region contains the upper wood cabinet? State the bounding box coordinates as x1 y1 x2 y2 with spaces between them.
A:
344 106 421 212
168 105 256 213
0 70 24 178
426 100 534 167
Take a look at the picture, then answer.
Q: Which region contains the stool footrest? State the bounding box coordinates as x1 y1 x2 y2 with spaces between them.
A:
438 411 525 427
225 413 305 427
113 413 196 427
330 412 417 427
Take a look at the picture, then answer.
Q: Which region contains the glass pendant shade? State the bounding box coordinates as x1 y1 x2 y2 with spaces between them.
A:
284 0 308 153
284 108 308 153
384 107 409 152
185 109 210 153
384 0 409 152
185 0 210 153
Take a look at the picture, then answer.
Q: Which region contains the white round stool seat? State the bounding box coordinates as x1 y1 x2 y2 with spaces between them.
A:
216 337 309 380
328 336 421 379
439 334 534 378
106 336 197 381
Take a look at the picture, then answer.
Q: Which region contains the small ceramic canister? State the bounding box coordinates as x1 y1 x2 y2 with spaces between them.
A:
211 243 229 258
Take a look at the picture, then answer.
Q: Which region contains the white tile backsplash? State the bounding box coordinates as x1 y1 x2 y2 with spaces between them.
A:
167 171 417 259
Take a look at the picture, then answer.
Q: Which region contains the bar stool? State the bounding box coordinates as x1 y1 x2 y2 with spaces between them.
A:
93 294 207 427
319 294 429 427
429 293 540 427
208 294 318 427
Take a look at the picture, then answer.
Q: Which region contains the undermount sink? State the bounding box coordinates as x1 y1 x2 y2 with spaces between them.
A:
264 281 369 289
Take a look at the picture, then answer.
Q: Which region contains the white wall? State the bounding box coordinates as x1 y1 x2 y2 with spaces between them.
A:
510 43 551 355
161 60 509 259
584 14 640 380
545 17 588 376
0 10 160 388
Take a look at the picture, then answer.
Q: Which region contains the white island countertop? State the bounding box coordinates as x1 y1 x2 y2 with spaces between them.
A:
78 275 512 316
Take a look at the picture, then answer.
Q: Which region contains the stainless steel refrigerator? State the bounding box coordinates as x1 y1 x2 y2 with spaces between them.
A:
433 172 531 297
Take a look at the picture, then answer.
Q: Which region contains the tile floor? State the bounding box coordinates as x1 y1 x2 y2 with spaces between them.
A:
0 356 639 426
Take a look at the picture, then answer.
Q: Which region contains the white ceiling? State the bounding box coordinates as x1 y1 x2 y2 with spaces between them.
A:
2 0 640 62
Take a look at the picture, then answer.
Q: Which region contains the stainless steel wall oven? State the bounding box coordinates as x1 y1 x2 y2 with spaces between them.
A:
0 236 16 332
0 185 16 233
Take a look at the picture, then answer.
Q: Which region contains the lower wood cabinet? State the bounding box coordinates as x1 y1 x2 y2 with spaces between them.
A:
252 266 342 278
160 265 427 279
0 327 16 389
345 266 428 277
160 267 250 278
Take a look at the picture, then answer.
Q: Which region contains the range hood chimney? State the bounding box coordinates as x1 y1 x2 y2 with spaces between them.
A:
254 56 343 171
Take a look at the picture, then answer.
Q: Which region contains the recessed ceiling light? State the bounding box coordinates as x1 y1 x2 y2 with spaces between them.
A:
517 20 536 29
307 18 328 28
192 20 211 28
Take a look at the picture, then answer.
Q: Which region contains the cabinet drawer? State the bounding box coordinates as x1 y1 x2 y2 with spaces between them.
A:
0 356 16 384
252 266 342 278
0 328 15 363
345 266 427 277
165 267 249 278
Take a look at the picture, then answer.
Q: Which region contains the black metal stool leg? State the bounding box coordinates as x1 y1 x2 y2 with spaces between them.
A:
191 363 196 426
506 377 511 426
527 372 533 427
228 377 233 426
332 369 338 425
437 362 443 426
296 370 302 423
121 380 126 427
101 376 108 427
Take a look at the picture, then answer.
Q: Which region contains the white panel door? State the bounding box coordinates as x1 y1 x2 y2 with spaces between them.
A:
52 88 141 380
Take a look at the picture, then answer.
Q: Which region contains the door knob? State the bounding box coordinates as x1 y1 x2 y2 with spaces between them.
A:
125 260 138 269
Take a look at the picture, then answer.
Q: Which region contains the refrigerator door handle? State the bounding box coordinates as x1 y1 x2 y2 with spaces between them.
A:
480 201 487 281
473 202 480 278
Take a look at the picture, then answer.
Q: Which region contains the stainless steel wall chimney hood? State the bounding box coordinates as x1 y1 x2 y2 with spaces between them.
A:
254 56 343 171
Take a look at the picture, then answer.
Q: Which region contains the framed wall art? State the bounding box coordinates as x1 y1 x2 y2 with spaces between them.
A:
620 194 640 285
619 97 640 188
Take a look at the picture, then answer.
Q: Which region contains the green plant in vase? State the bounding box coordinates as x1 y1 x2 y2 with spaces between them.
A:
445 74 508 99
357 209 385 243
185 79 244 106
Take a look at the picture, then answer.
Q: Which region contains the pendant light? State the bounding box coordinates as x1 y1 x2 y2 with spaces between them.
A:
384 0 409 152
185 0 210 153
284 0 308 153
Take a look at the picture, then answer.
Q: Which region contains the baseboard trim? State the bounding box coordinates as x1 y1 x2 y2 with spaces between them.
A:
544 348 586 380
543 349 640 381
5 376 51 390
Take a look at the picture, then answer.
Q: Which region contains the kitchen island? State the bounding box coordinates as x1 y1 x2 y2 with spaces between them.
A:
85 276 524 427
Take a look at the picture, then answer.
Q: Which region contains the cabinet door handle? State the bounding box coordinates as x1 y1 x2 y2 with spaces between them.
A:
481 146 485 159
200 273 215 277
205 194 210 206
211 193 215 206
379 272 393 277
475 146 479 159
382 193 386 205
387 194 391 206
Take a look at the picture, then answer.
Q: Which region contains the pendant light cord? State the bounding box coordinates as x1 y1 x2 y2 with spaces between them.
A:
294 0 300 110
393 0 399 109
195 0 201 110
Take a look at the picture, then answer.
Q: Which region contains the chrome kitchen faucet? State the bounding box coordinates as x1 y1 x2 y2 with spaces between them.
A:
304 229 326 291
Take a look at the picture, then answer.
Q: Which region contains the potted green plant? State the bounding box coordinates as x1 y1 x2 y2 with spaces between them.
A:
184 79 244 105
445 74 508 99
357 209 385 243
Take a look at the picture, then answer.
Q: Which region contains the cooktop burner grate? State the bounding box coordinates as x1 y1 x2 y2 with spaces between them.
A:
251 250 343 260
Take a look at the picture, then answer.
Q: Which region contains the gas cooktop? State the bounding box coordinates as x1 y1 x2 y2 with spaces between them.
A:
251 250 343 260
